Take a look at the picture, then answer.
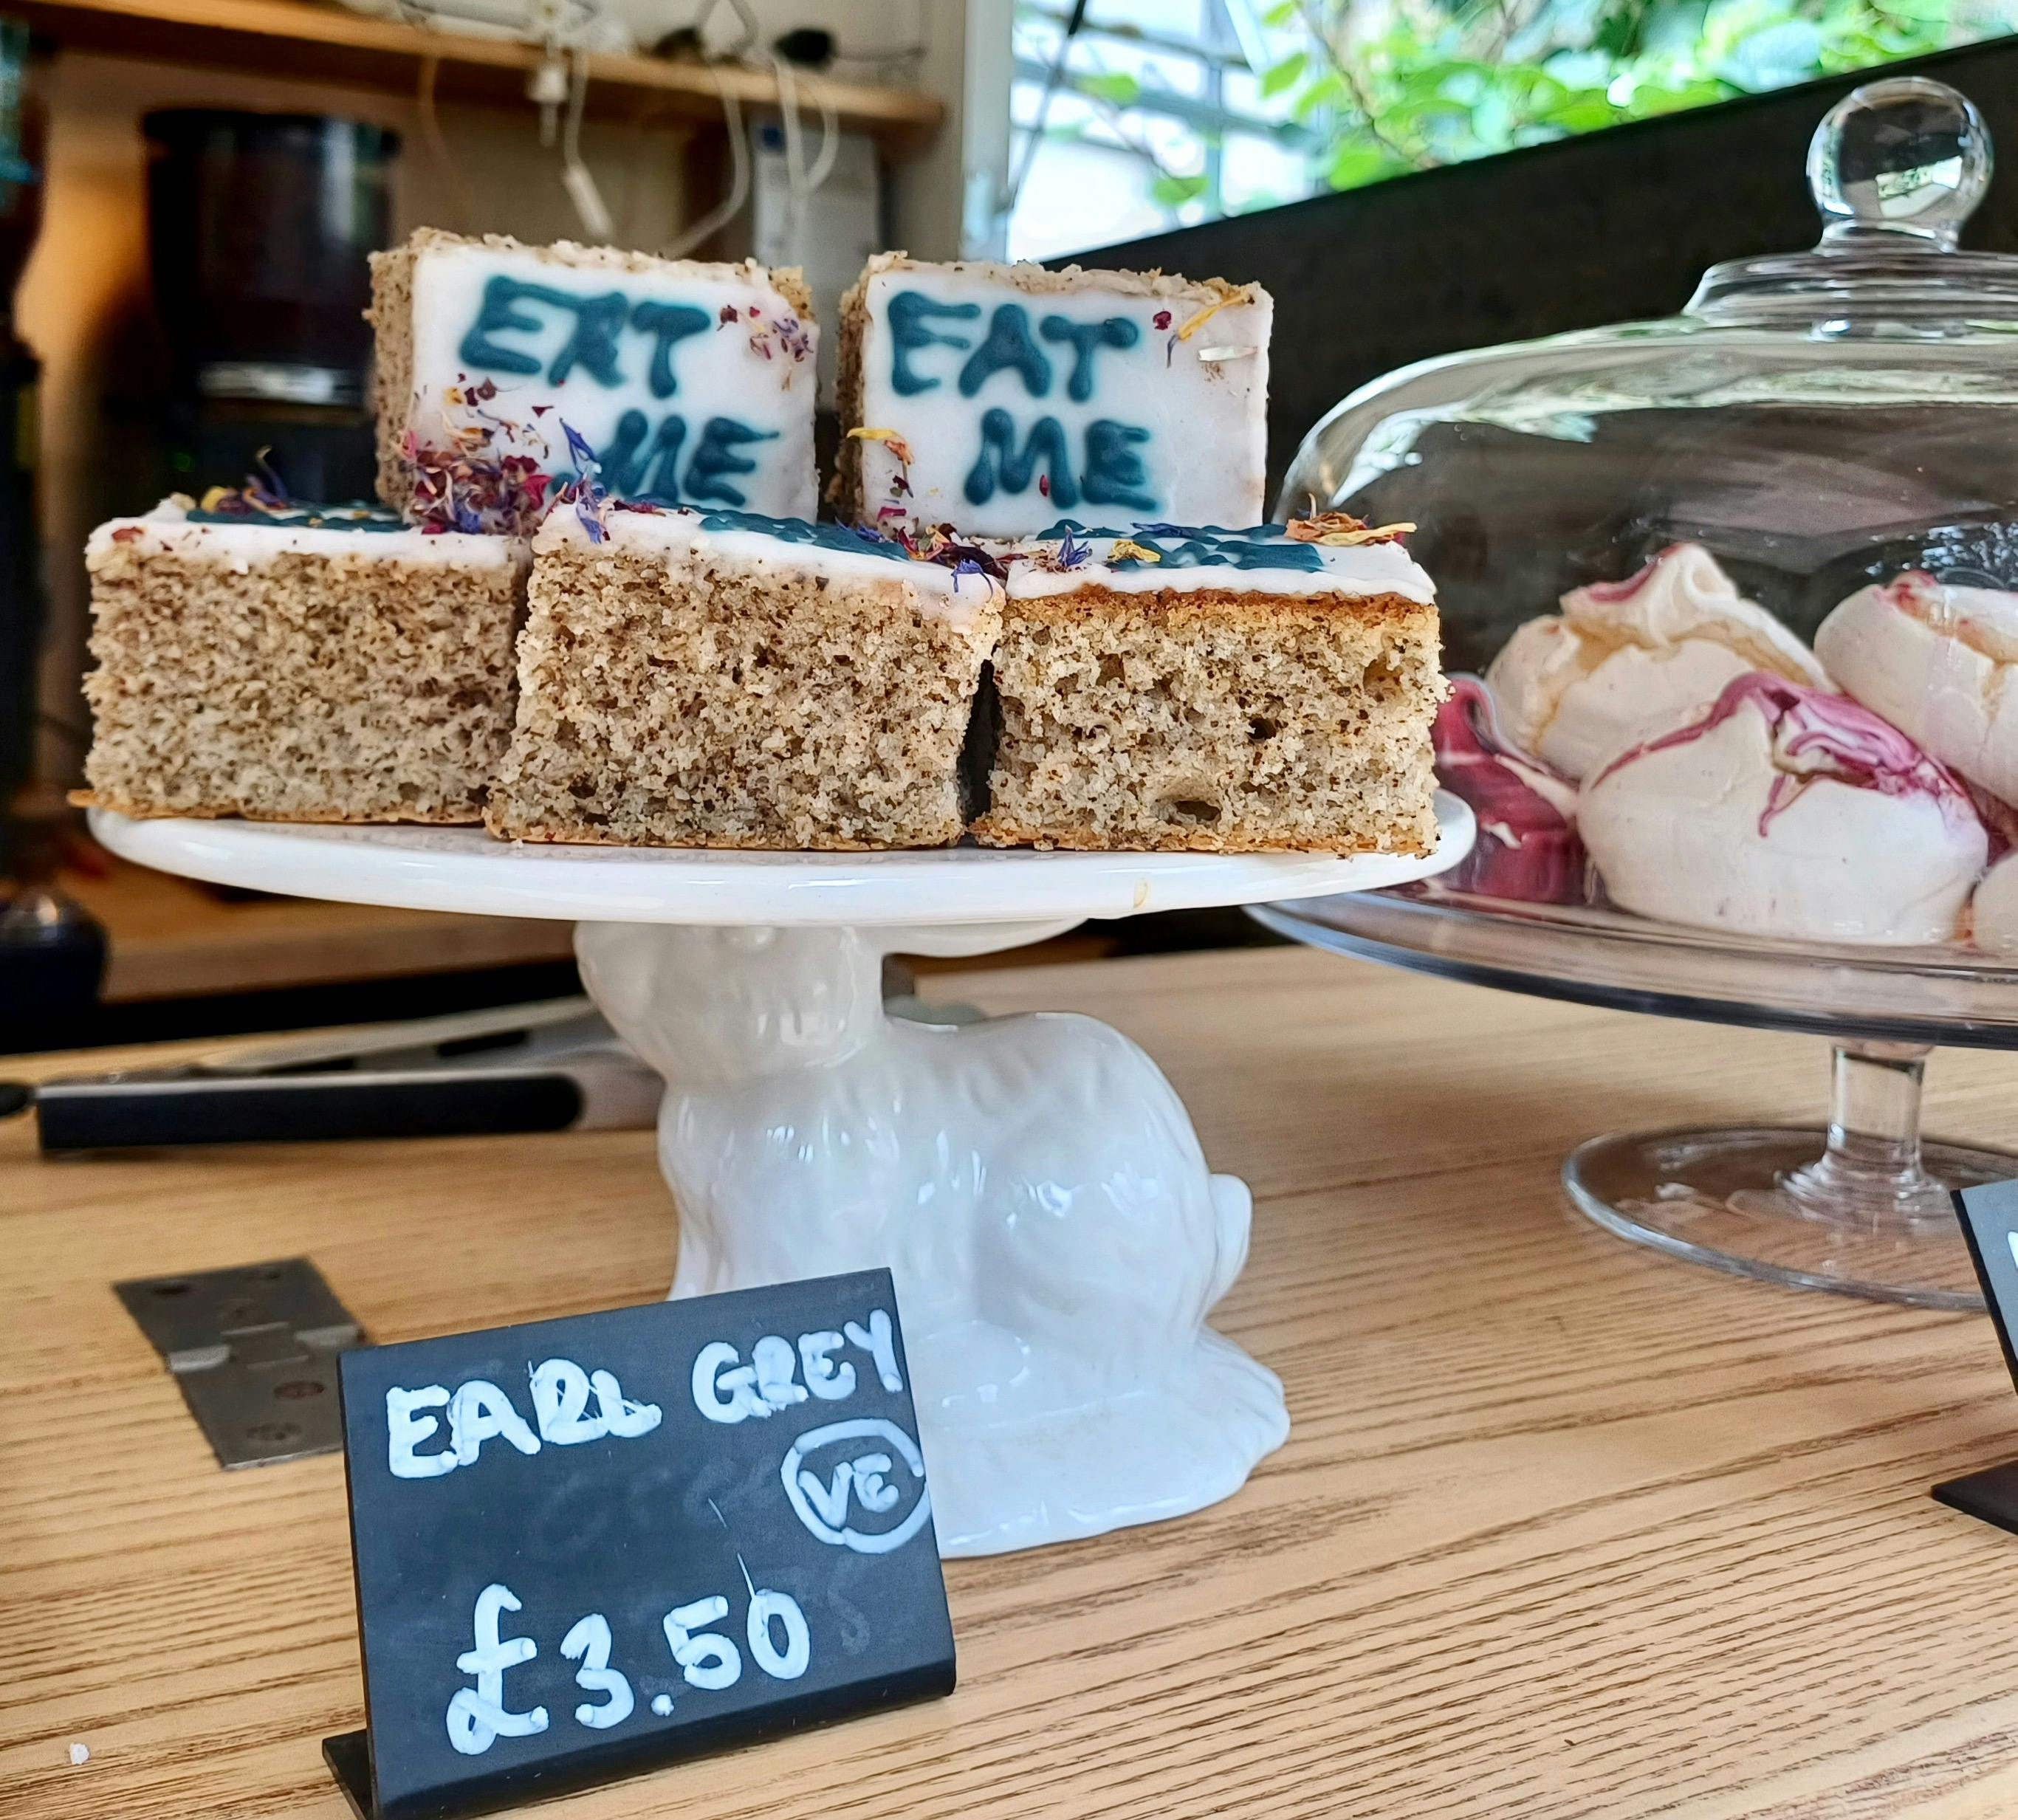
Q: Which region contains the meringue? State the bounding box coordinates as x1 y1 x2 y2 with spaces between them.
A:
1431 676 1585 903
1486 543 1830 780
1579 673 1986 946
1815 573 2018 803
1972 853 2018 956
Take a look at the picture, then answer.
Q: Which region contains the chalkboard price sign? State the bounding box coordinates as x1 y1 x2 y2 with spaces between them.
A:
326 1271 955 1820
1933 1182 2018 1538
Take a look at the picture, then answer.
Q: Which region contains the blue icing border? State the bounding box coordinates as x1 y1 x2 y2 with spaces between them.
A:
188 501 411 532
1035 519 1323 574
680 506 916 567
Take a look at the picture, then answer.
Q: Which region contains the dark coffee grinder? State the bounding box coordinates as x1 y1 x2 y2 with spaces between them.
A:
0 16 102 1045
0 18 44 876
143 110 399 503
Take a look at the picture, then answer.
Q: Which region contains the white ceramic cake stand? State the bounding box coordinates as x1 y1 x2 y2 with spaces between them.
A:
92 799 1473 1555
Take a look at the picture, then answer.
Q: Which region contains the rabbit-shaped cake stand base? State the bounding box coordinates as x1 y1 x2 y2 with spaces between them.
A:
87 808 1473 1548
575 917 1290 1558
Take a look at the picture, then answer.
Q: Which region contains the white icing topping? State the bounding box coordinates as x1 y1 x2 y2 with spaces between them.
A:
538 506 1002 634
86 499 522 571
853 261 1271 538
407 241 817 518
1002 529 1434 602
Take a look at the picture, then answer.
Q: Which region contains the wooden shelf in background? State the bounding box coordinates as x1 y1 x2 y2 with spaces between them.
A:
7 0 946 147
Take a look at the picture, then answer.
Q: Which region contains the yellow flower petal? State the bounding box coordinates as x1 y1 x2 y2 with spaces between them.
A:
846 426 915 466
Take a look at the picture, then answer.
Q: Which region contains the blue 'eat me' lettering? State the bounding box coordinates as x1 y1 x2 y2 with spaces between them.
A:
958 305 1051 399
888 292 1142 402
887 292 978 395
591 412 778 509
458 279 714 399
962 412 1157 514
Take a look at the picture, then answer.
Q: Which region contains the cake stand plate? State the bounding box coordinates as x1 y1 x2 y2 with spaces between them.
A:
92 797 1475 1554
1252 887 2018 1313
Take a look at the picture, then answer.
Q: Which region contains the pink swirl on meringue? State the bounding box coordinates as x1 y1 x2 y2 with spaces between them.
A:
1878 569 2018 665
1576 546 1679 603
1590 671 1979 839
1432 675 1586 903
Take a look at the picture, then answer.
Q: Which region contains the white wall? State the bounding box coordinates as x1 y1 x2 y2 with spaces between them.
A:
629 0 1012 261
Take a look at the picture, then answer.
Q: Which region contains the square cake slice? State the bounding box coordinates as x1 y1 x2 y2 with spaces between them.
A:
369 230 817 529
972 519 1443 854
488 505 1004 850
83 495 528 824
836 253 1271 539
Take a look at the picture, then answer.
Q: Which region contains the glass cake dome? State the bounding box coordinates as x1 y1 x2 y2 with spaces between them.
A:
1267 76 2018 1311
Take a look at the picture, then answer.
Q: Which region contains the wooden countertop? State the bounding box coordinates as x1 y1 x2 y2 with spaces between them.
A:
7 947 2018 1819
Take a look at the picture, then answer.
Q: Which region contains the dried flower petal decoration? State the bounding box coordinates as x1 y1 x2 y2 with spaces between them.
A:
250 445 291 506
198 449 298 519
403 381 555 536
1166 298 1231 368
848 425 917 516
559 420 608 544
890 520 1007 583
1023 526 1094 573
747 310 814 367
1109 538 1163 566
1285 512 1415 546
846 426 915 467
192 469 405 531
935 539 1006 581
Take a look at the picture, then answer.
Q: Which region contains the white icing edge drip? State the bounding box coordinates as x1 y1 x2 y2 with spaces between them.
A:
1006 536 1435 603
86 500 524 569
540 509 1003 633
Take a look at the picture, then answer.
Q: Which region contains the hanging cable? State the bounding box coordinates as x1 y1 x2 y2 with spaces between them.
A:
765 50 838 259
416 52 477 233
559 47 616 239
660 64 749 259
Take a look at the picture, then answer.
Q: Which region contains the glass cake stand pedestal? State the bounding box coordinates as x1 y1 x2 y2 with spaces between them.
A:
1252 888 2018 1313
92 798 1473 1554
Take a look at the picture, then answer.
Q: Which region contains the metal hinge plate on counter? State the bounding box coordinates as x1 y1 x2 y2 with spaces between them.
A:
115 1257 365 1469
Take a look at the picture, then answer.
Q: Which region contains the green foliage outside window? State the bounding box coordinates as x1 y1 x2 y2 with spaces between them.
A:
1262 0 2010 193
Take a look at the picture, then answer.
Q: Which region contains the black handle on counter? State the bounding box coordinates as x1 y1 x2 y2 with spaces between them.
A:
32 1071 588 1152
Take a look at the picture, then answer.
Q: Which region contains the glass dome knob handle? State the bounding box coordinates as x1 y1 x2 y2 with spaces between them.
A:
1808 77 1992 250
